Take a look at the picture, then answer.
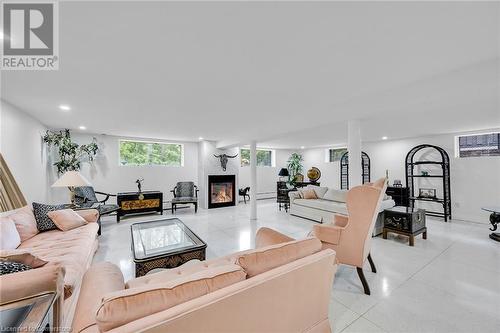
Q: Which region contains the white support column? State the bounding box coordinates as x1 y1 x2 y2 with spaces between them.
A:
348 120 362 187
250 140 257 220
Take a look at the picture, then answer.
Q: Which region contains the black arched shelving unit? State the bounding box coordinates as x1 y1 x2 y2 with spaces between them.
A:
405 144 451 221
340 151 371 190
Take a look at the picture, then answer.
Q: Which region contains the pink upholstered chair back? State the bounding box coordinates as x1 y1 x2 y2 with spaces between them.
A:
335 178 387 267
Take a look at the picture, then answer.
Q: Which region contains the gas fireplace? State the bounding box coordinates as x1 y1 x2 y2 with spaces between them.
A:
208 175 236 209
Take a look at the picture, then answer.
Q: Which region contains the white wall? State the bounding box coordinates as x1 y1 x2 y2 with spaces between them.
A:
363 130 500 224
238 148 295 199
300 130 500 224
0 100 49 204
302 148 341 189
48 133 199 205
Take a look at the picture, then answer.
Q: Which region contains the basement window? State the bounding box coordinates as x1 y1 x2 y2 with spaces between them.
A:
328 148 347 162
455 132 500 158
119 140 184 166
240 148 275 167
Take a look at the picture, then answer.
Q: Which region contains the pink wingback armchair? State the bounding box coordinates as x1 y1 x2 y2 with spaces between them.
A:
309 178 387 295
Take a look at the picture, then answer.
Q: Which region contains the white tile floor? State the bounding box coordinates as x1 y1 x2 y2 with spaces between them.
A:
94 200 500 333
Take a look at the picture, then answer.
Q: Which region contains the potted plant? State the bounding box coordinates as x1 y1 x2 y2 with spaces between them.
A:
287 152 304 186
43 129 99 175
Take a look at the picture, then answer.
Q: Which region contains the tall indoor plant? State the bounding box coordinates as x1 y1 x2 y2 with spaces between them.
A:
287 152 304 185
43 129 99 175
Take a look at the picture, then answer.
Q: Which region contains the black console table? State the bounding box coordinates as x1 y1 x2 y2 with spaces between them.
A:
277 181 292 212
386 186 409 206
482 206 500 242
117 191 163 222
295 181 320 188
276 181 320 212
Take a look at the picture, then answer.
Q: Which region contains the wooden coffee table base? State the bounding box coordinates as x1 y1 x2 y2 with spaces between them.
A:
134 248 206 277
383 227 427 247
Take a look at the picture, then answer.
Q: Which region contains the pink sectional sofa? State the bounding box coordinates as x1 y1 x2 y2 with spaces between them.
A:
0 206 100 329
71 228 337 333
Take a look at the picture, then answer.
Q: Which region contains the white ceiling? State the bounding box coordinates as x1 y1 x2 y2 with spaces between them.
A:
2 1 499 149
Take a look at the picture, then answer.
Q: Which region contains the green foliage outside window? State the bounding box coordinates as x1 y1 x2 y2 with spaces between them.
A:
120 141 182 166
329 148 347 162
240 149 273 167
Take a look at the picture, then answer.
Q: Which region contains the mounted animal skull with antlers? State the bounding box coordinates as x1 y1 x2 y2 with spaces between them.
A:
214 153 238 171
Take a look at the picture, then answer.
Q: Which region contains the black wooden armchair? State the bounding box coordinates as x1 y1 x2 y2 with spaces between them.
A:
171 182 199 213
74 186 120 217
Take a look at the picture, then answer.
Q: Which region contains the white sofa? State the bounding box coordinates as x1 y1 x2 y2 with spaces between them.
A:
289 185 395 236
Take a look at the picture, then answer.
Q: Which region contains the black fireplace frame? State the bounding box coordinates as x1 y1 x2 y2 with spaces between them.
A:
208 175 236 209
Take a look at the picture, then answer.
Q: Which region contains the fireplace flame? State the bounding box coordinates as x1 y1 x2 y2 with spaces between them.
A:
214 188 232 203
211 183 233 203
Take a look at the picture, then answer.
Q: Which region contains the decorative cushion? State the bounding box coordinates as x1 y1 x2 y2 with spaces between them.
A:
4 206 39 242
0 217 21 250
323 188 348 202
32 202 66 232
302 189 318 200
0 250 48 268
237 237 322 278
47 209 88 231
0 260 31 275
0 264 65 305
96 264 246 331
72 262 125 333
74 209 100 223
306 185 329 199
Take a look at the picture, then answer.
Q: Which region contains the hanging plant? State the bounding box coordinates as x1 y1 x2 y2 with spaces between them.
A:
287 152 304 185
43 129 98 175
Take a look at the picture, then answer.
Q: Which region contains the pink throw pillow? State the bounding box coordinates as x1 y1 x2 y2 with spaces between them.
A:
47 209 88 231
6 206 39 242
302 189 318 199
0 217 21 250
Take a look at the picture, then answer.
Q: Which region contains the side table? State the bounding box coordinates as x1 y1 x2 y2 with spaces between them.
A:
482 206 500 242
383 206 427 246
0 292 57 332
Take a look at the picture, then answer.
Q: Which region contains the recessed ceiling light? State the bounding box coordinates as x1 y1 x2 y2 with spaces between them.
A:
300 146 305 149
59 105 71 111
198 137 204 140
382 136 388 140
79 125 86 130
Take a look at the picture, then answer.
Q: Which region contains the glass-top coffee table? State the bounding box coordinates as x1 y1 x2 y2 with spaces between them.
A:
131 218 207 277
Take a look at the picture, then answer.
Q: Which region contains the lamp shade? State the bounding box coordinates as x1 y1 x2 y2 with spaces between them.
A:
52 171 91 187
278 168 289 177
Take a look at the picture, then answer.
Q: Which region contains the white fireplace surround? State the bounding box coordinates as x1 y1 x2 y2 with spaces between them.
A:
197 140 239 209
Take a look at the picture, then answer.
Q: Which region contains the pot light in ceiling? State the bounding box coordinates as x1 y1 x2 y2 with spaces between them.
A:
382 136 388 140
300 146 305 149
79 125 86 130
198 137 204 140
59 104 71 111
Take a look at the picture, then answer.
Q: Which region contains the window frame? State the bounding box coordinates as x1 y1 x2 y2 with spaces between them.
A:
326 147 347 163
118 139 185 167
239 148 276 167
454 132 500 158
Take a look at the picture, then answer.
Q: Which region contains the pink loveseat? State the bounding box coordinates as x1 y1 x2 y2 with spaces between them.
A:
71 228 337 333
0 206 100 329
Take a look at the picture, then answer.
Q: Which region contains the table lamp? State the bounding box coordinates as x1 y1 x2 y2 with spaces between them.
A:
278 168 289 181
52 171 91 204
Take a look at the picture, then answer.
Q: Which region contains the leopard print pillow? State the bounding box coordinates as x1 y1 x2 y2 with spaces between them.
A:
0 260 32 275
32 202 66 232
